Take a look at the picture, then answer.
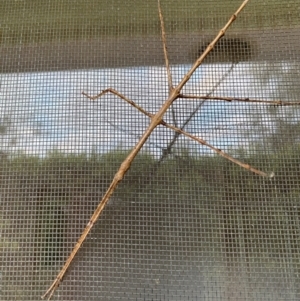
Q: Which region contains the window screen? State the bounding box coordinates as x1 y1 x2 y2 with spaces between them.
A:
1 1 300 300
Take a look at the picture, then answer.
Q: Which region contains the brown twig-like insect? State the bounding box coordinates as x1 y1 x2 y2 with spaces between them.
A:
41 0 281 299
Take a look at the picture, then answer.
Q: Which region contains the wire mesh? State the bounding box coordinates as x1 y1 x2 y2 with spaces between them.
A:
1 0 300 300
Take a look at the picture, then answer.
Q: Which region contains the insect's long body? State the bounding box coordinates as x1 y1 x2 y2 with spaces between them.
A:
42 1 251 299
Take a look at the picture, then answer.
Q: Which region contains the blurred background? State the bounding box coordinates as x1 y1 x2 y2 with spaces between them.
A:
1 1 300 300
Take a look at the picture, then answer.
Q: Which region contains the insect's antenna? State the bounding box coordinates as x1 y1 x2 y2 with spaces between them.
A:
158 0 173 94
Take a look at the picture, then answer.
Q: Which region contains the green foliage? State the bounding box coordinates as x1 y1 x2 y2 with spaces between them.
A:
0 219 19 251
1 148 300 301
35 201 66 265
1 148 300 264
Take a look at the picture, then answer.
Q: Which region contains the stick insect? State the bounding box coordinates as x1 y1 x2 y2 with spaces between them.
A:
41 0 284 298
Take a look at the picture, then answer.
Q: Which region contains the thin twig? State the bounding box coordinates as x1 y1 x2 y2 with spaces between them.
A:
178 94 300 106
42 1 250 299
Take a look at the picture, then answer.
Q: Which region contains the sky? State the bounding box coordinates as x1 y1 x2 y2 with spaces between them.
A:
0 62 291 158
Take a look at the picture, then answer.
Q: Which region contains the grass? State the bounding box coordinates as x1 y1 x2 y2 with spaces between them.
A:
0 0 299 44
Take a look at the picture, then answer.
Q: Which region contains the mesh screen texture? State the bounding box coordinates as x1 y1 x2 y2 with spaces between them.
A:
1 1 300 300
